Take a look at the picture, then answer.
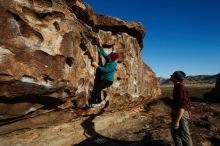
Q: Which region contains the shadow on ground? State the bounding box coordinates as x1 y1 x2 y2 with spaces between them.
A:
190 95 220 103
74 138 166 146
73 108 168 146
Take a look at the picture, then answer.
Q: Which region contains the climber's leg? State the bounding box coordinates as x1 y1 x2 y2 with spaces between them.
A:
90 79 113 104
90 84 101 104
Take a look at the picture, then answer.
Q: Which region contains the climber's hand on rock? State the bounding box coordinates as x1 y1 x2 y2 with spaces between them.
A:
92 62 99 67
97 35 103 47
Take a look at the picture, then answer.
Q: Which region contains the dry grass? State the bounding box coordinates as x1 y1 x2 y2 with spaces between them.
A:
160 84 215 98
146 83 216 114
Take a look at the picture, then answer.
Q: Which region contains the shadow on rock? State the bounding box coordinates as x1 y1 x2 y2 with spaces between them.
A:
0 95 65 125
0 95 64 109
203 74 220 103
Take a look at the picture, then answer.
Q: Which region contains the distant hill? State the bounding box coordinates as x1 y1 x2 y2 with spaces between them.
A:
158 73 220 85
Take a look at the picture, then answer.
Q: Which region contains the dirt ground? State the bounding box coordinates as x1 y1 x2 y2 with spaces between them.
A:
74 84 220 146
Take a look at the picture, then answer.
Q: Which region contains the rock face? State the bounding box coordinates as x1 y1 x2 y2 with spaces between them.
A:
0 0 160 139
204 73 220 101
215 74 220 91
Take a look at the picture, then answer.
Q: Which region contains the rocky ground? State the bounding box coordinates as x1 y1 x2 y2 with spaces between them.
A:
0 98 219 146
74 100 220 146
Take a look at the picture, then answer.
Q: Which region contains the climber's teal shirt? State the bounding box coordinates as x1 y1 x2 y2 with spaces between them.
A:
97 46 117 82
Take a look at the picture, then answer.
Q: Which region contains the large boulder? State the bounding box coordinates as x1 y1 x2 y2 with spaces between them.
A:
204 73 220 102
0 0 160 136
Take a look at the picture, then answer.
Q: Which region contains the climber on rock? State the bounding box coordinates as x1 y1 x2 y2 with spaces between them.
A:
88 36 119 107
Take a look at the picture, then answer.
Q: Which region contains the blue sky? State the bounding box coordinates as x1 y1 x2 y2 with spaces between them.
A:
83 0 220 78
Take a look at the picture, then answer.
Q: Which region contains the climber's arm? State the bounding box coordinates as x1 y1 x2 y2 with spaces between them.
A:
99 46 108 60
97 36 108 60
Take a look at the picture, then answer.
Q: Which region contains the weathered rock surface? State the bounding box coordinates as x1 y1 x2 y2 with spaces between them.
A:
0 0 160 144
